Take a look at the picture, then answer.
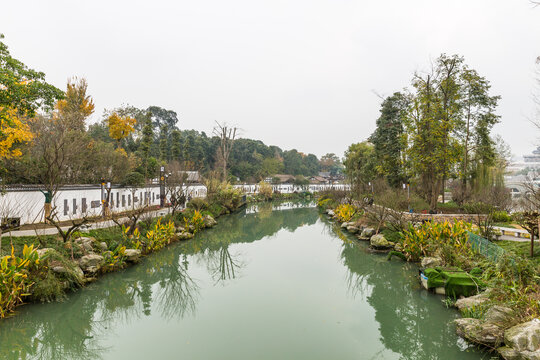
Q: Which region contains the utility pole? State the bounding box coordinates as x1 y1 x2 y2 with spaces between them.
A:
160 166 165 208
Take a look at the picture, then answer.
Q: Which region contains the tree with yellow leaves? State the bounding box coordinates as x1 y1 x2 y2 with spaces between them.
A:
55 77 94 131
0 34 63 160
106 112 136 146
0 106 33 159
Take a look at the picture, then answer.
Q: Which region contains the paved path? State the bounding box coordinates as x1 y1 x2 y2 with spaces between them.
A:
493 226 530 242
1 208 172 238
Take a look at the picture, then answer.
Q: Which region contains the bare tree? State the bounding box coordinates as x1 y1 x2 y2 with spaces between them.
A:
165 161 193 215
213 121 237 181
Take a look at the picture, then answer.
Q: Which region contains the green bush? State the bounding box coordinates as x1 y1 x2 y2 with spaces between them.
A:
122 171 145 187
400 221 473 262
187 197 209 211
492 211 512 223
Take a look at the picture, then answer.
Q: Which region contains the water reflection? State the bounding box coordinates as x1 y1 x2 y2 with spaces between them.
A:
325 217 486 360
0 202 318 360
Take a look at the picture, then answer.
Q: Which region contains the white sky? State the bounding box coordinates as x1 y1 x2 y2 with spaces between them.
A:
2 0 540 158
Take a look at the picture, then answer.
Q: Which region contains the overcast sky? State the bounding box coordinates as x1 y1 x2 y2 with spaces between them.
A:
2 0 540 159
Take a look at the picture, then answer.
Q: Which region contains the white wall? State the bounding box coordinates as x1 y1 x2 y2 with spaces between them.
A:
1 184 208 225
1 183 344 225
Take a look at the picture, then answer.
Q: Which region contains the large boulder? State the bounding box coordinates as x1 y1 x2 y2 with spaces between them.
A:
177 231 194 240
36 248 56 258
484 306 517 328
504 319 540 355
497 346 521 360
421 256 443 268
454 318 504 346
75 237 96 252
346 226 360 234
358 227 375 241
124 249 141 263
455 290 491 311
370 234 393 249
204 215 217 228
78 254 104 274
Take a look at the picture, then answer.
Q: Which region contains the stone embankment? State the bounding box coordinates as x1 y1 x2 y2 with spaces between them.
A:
324 207 540 360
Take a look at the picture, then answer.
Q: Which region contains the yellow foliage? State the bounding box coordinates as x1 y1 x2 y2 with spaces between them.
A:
55 77 94 121
115 147 128 157
335 203 358 222
107 112 137 142
0 106 33 159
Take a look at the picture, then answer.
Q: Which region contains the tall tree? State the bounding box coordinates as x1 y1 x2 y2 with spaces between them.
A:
0 34 63 161
55 77 94 131
343 142 376 195
159 123 169 161
213 121 237 181
369 92 409 187
456 68 500 202
106 112 136 147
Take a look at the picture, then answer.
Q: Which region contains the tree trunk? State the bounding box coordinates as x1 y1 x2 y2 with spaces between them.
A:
532 233 535 258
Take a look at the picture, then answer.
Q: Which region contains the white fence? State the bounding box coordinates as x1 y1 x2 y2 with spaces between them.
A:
1 183 348 226
1 184 207 225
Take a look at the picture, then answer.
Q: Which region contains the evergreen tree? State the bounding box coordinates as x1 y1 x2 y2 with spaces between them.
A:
369 92 409 187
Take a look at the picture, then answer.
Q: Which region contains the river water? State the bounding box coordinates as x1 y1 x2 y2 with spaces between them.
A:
0 202 488 359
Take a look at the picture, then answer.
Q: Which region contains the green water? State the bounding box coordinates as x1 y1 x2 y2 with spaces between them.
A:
0 203 488 359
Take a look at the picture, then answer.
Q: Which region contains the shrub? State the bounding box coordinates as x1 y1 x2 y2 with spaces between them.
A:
258 181 273 200
0 245 39 318
334 204 358 222
400 221 472 262
102 245 127 272
185 210 205 234
187 197 208 211
492 211 512 223
317 198 333 209
142 219 176 254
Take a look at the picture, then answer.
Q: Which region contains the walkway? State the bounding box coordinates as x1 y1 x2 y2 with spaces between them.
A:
1 208 172 238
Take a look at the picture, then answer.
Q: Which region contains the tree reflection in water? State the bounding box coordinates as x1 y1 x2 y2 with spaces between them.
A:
322 215 484 360
0 202 318 360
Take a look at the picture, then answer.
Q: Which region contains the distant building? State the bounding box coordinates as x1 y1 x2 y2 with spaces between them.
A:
266 174 296 184
309 176 329 184
175 171 201 183
524 146 540 163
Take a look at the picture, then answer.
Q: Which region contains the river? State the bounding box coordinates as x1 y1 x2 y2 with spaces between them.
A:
0 202 487 359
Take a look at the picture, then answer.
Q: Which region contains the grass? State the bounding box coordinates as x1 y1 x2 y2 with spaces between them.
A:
1 234 64 257
493 222 518 229
381 228 402 244
494 240 540 266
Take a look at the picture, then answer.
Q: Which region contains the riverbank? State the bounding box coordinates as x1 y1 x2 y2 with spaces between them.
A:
317 193 540 359
0 187 311 319
0 201 485 360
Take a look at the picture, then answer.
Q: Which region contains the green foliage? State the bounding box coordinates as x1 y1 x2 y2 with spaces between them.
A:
258 181 273 200
185 210 205 234
207 181 244 212
460 305 487 319
122 171 145 187
369 92 409 187
492 211 511 223
0 34 64 117
187 197 209 211
343 141 376 196
142 218 176 253
0 245 39 317
102 245 127 272
400 221 472 262
317 198 333 210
